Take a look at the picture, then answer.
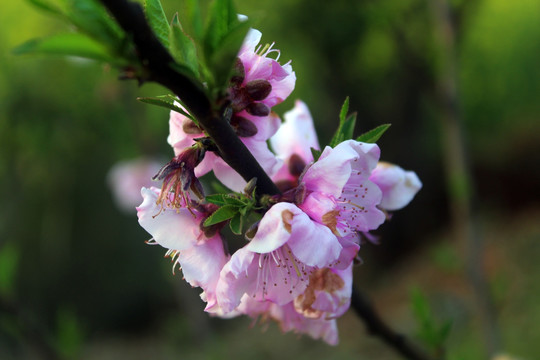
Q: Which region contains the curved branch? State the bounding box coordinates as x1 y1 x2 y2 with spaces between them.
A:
99 0 280 198
351 287 437 360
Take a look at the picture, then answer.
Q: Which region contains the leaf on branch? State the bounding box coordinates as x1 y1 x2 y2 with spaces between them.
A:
170 13 199 78
356 124 391 144
13 33 122 65
229 213 243 235
144 0 170 49
137 95 197 123
185 0 203 41
329 97 357 147
204 205 238 226
203 0 250 88
66 0 124 50
26 0 64 16
311 147 322 162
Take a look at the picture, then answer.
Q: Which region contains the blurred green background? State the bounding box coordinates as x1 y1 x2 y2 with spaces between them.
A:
1 0 539 359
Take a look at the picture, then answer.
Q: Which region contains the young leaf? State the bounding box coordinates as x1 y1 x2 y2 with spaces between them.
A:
137 95 196 122
185 0 203 41
66 0 124 50
329 97 357 147
144 0 170 49
26 0 64 16
339 96 350 123
209 21 250 89
203 0 250 88
356 124 391 144
311 147 322 162
170 13 199 77
13 33 121 64
205 194 228 206
204 205 238 226
229 213 243 235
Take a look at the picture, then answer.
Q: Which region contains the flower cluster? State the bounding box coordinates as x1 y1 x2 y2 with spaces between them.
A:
137 30 421 345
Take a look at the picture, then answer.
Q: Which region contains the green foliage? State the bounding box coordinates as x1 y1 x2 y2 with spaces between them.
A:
203 0 250 89
20 0 133 64
310 147 322 162
170 13 199 77
411 288 452 353
204 190 259 235
13 33 123 65
144 0 170 48
329 97 357 147
356 124 391 143
137 95 197 123
0 244 19 298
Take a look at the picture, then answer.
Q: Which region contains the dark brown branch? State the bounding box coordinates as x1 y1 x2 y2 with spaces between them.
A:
99 0 280 197
351 287 437 360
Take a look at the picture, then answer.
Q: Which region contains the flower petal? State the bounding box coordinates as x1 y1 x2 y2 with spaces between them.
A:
370 162 422 211
136 187 199 250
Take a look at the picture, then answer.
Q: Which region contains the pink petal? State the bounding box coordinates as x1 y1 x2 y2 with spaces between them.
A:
370 162 422 211
270 100 320 164
301 142 358 198
136 187 199 250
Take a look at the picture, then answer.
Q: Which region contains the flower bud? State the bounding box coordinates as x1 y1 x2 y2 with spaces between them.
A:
231 116 258 137
246 102 270 117
245 79 272 101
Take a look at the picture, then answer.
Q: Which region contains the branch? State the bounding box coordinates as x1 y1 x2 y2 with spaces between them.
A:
99 0 280 198
351 287 437 360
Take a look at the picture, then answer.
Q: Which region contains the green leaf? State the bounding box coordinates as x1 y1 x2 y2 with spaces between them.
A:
144 0 170 48
329 97 357 147
339 96 350 124
229 213 243 235
13 33 121 64
185 0 203 41
356 124 391 143
204 0 238 56
311 147 322 162
205 194 228 206
170 13 199 77
0 244 19 298
203 0 250 88
66 0 124 49
204 205 238 226
26 0 64 16
209 21 250 88
137 95 196 123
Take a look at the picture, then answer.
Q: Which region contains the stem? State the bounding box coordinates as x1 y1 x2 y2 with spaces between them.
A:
99 0 280 198
351 287 438 360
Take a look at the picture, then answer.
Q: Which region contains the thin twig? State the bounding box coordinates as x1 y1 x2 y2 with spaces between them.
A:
99 0 280 198
351 287 437 360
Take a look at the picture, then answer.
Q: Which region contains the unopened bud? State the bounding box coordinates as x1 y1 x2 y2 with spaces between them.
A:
232 116 258 137
245 79 272 101
246 102 270 117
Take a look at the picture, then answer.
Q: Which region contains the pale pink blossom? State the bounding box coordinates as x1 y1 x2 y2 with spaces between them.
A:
369 162 422 211
270 100 320 184
137 187 228 312
216 202 342 313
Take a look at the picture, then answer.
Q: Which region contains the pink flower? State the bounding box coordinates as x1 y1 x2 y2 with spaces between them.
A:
235 29 296 110
216 202 342 313
270 100 320 186
369 162 422 211
299 140 386 239
137 187 228 313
